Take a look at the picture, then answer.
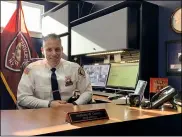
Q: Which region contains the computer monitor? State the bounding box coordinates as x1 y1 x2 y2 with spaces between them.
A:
83 64 110 87
107 63 139 89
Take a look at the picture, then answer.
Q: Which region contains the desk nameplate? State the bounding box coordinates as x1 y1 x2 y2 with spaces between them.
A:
66 109 109 124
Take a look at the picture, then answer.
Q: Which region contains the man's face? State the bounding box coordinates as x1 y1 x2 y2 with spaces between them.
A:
43 38 63 66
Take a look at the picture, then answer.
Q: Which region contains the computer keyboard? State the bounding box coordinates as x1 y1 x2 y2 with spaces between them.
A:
105 88 134 93
117 89 134 94
93 91 114 97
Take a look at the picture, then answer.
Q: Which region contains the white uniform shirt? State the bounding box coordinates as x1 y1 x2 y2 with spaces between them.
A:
17 59 93 109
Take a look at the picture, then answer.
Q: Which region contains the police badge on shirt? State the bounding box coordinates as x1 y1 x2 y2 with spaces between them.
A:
65 76 73 86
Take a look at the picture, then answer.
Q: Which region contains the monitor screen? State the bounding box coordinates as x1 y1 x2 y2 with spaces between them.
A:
107 63 139 89
83 64 110 87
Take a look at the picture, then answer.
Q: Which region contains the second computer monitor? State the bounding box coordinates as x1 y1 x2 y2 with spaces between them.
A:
107 63 139 89
83 64 110 87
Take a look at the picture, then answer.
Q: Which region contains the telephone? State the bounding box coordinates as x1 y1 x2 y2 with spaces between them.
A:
141 85 177 109
151 85 177 108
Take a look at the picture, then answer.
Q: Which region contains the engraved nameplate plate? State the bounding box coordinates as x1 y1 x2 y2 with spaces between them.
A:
66 109 109 124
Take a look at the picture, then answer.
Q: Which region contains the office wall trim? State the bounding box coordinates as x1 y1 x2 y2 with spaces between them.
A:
59 32 70 38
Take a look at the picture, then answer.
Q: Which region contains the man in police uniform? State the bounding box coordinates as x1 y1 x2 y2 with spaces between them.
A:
17 33 93 109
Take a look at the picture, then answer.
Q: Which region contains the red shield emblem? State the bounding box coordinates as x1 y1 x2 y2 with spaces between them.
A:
5 32 31 72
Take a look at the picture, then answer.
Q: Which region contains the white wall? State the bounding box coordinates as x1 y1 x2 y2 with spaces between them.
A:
42 5 68 36
41 4 128 56
71 8 128 55
61 35 68 57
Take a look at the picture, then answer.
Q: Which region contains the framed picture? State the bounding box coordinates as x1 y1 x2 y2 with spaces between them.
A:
166 40 181 76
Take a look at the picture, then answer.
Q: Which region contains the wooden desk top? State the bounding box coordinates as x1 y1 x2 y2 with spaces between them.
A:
1 103 180 136
93 95 112 102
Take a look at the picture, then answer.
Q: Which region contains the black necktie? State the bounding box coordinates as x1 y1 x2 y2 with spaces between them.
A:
51 68 61 100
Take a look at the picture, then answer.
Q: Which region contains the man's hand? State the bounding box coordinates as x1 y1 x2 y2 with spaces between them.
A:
50 101 73 108
64 103 74 106
50 100 66 108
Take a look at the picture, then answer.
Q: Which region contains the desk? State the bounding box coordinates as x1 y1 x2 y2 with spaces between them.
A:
1 103 181 136
93 95 112 103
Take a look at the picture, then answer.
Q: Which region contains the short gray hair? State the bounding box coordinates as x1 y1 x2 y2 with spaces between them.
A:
43 33 61 41
43 33 61 46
